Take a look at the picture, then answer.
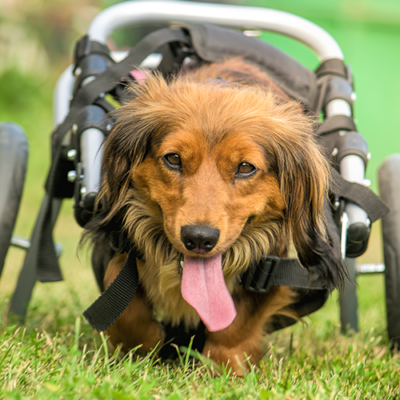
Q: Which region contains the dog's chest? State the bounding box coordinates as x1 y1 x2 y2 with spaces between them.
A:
137 258 201 328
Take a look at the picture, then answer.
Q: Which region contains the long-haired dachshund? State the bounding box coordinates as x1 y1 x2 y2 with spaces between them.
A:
87 57 344 373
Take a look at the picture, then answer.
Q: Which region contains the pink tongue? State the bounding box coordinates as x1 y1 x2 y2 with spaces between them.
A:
181 254 237 332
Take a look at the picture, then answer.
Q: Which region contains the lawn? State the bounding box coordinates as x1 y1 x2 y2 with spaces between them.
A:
1 1 400 398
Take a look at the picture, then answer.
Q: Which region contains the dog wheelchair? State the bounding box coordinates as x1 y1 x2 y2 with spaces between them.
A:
0 1 398 346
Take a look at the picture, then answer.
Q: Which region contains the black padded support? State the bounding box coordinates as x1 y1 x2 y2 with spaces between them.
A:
185 24 318 109
335 131 369 167
74 36 113 70
315 58 347 78
316 115 357 136
323 76 354 111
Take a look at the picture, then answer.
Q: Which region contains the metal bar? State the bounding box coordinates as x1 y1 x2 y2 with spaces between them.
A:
80 128 104 198
53 65 74 128
356 263 385 274
87 1 343 61
9 236 30 250
10 236 63 258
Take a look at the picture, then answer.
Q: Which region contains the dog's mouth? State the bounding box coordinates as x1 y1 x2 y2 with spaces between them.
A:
173 222 252 332
179 252 237 332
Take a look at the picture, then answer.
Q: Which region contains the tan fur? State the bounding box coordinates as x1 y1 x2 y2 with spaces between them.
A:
96 57 334 373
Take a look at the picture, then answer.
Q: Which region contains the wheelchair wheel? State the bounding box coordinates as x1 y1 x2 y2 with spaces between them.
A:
0 123 28 278
378 154 400 349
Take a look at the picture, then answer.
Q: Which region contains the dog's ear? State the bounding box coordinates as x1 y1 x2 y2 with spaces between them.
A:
97 112 152 223
97 74 171 222
272 129 345 290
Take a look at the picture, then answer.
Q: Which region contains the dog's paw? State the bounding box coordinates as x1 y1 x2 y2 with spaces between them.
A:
140 320 166 354
105 319 165 356
202 343 254 376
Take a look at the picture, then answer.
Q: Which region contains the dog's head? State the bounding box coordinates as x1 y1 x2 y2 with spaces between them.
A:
94 71 344 329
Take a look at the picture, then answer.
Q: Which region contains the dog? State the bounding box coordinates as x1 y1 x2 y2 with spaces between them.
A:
87 56 344 373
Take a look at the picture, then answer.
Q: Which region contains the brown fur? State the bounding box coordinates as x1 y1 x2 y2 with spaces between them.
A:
89 57 344 373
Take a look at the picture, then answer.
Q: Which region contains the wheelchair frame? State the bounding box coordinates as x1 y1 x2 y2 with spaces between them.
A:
3 0 393 338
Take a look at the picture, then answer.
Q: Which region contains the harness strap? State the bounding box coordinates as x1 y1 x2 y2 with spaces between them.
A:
330 166 389 223
83 249 139 332
35 28 191 282
242 256 326 294
83 253 326 332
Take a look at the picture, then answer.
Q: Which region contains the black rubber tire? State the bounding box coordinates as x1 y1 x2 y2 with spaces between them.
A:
0 123 28 278
378 154 400 348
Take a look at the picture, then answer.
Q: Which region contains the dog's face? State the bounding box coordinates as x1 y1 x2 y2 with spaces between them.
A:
96 70 343 308
132 126 285 259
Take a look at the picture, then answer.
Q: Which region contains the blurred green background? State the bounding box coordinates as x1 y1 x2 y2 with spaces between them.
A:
0 0 399 328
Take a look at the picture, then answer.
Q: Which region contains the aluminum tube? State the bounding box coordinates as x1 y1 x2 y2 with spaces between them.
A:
326 99 352 118
80 128 104 198
111 51 162 66
53 65 75 127
356 263 385 274
340 155 365 183
88 1 343 61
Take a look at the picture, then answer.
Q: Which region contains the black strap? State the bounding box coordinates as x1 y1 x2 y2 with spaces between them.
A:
83 249 139 332
36 196 63 282
84 253 326 332
35 28 190 282
330 166 389 223
242 256 326 294
316 115 357 136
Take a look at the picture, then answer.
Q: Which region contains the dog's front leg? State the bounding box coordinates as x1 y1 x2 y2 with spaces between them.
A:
202 286 295 375
104 253 165 356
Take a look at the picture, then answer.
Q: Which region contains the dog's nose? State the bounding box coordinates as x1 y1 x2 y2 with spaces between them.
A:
181 225 220 253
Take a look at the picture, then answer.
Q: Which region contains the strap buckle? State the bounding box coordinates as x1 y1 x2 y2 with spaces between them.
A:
241 256 280 294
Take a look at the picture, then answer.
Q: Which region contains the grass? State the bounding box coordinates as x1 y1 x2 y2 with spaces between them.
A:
1 32 399 400
1 276 399 399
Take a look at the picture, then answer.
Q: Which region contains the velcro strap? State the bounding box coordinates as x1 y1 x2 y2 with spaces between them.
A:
83 249 139 332
241 256 326 293
316 58 347 78
316 115 357 136
330 166 390 223
270 259 326 289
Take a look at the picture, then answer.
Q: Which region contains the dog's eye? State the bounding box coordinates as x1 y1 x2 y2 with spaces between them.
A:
235 162 257 178
163 153 182 170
